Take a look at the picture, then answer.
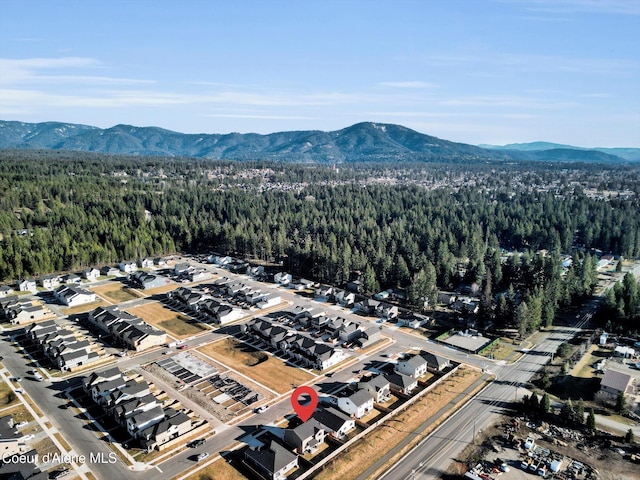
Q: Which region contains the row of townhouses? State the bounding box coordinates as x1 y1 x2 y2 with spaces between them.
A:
210 276 282 309
82 367 193 450
240 317 347 370
26 320 100 370
0 296 50 325
88 306 167 351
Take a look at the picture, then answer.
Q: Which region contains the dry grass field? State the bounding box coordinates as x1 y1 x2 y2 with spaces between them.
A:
198 338 315 394
315 366 484 480
92 281 145 303
143 283 178 295
185 456 248 480
61 299 108 315
2 404 35 424
0 379 20 408
127 302 209 339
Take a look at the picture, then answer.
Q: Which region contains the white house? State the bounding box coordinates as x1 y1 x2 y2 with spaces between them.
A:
396 354 428 378
54 285 97 307
337 389 374 418
119 261 137 273
274 272 292 286
82 268 101 281
17 279 36 292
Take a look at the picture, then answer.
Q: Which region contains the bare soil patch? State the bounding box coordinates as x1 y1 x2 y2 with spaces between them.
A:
92 282 145 303
128 302 208 339
198 338 315 394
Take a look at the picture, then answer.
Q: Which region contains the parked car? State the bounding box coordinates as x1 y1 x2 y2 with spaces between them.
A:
254 405 269 414
196 452 210 462
178 344 188 350
187 438 206 448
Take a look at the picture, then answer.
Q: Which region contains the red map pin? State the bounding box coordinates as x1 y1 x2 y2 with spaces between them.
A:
290 385 319 422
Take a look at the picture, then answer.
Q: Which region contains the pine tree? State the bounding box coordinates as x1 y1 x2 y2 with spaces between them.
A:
586 408 596 433
542 393 551 414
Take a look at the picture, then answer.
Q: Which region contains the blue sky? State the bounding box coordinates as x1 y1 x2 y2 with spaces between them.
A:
1 0 639 147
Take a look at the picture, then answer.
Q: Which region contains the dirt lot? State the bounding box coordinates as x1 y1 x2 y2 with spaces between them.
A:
450 418 640 480
61 299 108 315
128 302 209 339
91 281 145 303
185 456 248 480
197 338 316 394
0 379 20 408
315 366 484 480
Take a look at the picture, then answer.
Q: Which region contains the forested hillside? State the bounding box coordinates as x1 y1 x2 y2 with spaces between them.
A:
1 149 639 334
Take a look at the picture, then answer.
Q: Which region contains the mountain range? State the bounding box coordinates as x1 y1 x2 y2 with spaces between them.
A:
479 141 640 162
0 120 635 163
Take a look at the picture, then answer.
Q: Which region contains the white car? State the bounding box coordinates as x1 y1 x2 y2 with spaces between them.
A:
196 452 209 462
254 405 269 414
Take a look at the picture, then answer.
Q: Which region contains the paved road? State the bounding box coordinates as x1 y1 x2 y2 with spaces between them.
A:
0 261 602 480
379 313 595 480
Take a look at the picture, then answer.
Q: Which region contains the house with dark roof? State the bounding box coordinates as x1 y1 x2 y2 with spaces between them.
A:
420 351 451 372
244 440 299 480
355 298 380 315
337 389 374 418
83 367 122 393
112 394 159 425
283 418 326 454
54 284 96 306
311 407 356 439
126 405 165 438
358 374 391 403
129 271 168 290
138 409 192 450
396 354 428 378
333 289 355 307
599 369 632 399
384 372 418 396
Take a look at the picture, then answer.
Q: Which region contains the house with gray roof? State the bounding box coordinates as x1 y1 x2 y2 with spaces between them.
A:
244 440 299 480
283 418 326 454
358 374 391 403
384 372 418 396
337 389 374 418
311 407 355 439
396 354 428 378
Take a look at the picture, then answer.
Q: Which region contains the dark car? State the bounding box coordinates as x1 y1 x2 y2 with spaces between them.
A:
187 438 206 448
49 469 69 479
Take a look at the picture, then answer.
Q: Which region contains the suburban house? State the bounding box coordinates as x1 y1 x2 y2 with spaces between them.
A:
89 305 167 351
138 409 192 450
258 293 282 309
83 367 123 394
346 279 363 293
54 285 96 307
38 274 60 290
420 351 451 372
356 326 382 349
17 279 36 292
5 300 50 325
112 394 159 424
244 440 299 480
104 379 151 409
384 372 419 396
337 322 363 343
0 415 28 458
0 285 15 298
126 405 165 438
101 266 120 276
376 302 399 320
129 271 168 290
333 289 355 307
315 285 334 299
174 262 192 275
137 258 154 268
337 389 374 418
358 374 391 403
62 273 81 284
355 298 381 315
598 368 634 402
283 418 326 454
274 272 292 286
311 407 355 439
119 261 138 273
397 312 431 329
184 268 212 283
91 376 128 404
82 268 100 280
290 278 315 290
154 257 168 267
396 354 429 378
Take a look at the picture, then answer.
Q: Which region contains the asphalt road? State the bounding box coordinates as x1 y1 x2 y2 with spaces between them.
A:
0 261 600 480
378 313 594 480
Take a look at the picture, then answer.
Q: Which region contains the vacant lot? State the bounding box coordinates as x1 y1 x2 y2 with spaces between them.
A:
186 456 248 480
128 302 209 339
315 366 485 480
198 338 315 394
2 404 35 424
92 281 145 303
0 380 20 408
61 299 108 315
